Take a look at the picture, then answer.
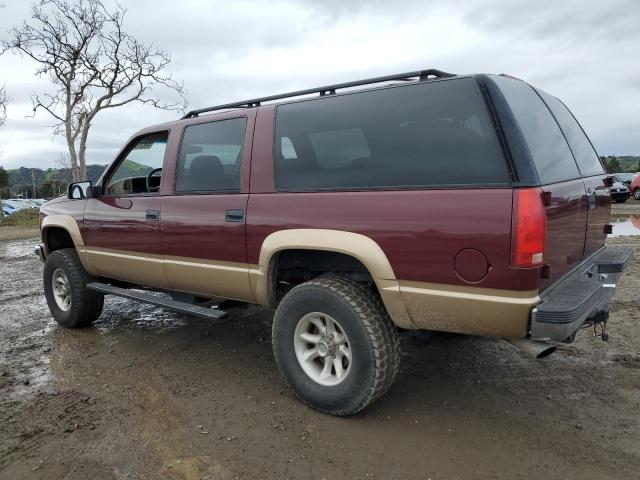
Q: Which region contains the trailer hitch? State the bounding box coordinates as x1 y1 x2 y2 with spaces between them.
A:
590 310 609 342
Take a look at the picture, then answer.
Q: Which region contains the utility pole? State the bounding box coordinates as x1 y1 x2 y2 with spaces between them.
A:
31 169 37 199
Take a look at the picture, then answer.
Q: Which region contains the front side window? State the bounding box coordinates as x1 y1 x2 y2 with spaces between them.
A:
175 118 246 193
106 132 168 195
274 77 510 191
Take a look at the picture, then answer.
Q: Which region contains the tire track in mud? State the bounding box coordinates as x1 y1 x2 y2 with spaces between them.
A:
0 390 106 476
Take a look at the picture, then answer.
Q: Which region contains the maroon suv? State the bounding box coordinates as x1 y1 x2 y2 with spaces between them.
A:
36 69 633 415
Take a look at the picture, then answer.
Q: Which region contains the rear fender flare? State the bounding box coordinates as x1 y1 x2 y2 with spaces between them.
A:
250 229 414 328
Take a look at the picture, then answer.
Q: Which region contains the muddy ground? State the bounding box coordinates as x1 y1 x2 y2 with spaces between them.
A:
1 207 639 480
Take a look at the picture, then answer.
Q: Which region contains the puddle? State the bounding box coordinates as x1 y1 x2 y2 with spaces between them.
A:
610 214 640 237
0 238 37 259
94 295 192 333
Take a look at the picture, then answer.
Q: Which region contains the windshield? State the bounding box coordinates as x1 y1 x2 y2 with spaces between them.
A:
617 173 636 181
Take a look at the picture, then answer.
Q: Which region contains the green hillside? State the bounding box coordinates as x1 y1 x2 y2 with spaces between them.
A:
600 155 640 174
6 164 107 198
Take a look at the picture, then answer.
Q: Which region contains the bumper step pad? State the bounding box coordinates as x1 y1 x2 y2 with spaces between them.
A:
534 277 613 324
530 245 633 342
592 245 634 273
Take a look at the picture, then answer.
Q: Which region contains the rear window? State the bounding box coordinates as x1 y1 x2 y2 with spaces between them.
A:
537 91 604 177
493 76 580 185
274 77 510 191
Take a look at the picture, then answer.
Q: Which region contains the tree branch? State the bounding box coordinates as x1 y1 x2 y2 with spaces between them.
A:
2 0 188 180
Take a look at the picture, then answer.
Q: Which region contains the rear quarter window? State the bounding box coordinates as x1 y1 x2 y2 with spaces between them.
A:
537 91 604 177
273 77 510 191
493 76 581 185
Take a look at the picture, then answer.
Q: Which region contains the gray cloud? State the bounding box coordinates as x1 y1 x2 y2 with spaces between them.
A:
0 0 638 171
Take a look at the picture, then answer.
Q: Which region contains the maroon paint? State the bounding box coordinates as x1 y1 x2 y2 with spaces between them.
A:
83 196 164 255
540 179 588 290
246 189 541 291
454 248 489 283
161 194 248 263
249 106 276 193
160 111 256 264
583 175 610 257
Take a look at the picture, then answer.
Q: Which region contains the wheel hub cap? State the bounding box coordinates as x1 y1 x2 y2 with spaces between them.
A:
51 268 72 312
317 340 331 357
293 312 352 386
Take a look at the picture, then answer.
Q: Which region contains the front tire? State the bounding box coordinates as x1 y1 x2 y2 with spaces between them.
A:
634 188 640 200
272 276 400 416
43 248 104 328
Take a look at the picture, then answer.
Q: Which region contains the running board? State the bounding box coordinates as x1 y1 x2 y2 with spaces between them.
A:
86 282 227 319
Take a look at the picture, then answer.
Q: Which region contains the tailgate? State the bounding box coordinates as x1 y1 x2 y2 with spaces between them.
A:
541 179 588 290
582 175 611 256
489 75 610 291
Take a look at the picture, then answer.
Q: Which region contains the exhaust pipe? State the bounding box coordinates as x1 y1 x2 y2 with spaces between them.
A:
507 338 556 359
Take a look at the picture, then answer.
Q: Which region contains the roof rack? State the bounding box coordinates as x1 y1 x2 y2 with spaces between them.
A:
181 68 456 119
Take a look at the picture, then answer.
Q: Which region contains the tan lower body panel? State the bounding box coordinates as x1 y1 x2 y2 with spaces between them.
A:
164 255 256 302
84 247 256 302
399 280 539 338
85 247 536 338
85 248 171 290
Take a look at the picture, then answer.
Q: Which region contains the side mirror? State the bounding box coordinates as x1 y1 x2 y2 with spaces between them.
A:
603 177 614 188
68 181 92 200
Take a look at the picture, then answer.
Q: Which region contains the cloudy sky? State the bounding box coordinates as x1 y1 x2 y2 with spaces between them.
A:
0 0 638 170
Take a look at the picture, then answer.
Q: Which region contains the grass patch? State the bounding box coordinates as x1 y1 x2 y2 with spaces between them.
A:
0 208 40 227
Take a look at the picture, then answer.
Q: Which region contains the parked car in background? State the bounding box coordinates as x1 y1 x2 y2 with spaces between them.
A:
1 198 46 214
612 172 636 188
610 181 630 202
36 69 633 415
631 175 640 200
2 203 17 216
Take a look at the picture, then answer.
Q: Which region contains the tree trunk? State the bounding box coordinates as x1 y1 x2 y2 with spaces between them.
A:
0 194 4 219
78 120 92 181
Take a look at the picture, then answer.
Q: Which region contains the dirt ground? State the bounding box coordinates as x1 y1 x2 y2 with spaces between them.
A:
1 207 639 480
0 226 40 242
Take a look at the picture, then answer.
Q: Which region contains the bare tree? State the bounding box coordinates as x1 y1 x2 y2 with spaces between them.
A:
2 0 186 181
0 82 7 217
0 84 7 127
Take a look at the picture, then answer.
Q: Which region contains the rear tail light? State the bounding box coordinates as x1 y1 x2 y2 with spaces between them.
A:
511 188 546 268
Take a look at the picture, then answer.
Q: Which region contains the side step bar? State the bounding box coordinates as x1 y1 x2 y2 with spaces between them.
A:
87 282 227 320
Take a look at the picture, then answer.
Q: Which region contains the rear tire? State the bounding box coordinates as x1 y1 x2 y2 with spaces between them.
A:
43 248 104 328
272 276 400 416
634 188 640 200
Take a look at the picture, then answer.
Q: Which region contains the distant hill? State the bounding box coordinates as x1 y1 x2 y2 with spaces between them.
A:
7 164 107 198
600 155 640 174
617 156 640 173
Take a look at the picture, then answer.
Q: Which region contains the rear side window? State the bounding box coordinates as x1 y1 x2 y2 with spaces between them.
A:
176 118 246 193
538 91 604 177
493 76 580 185
274 77 510 190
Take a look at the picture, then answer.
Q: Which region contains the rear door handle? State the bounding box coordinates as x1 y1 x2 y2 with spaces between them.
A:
146 209 160 221
225 209 245 223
